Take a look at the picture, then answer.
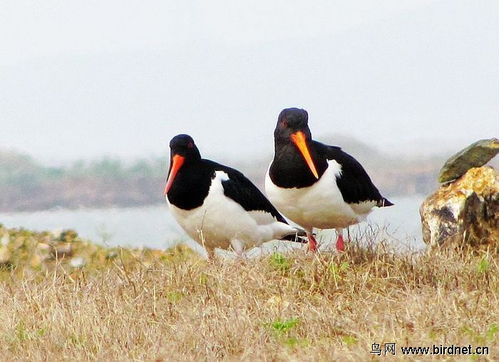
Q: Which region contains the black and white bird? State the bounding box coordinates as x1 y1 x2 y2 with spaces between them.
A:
164 134 305 258
265 108 393 252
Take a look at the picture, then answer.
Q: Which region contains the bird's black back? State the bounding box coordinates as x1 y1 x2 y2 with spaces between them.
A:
314 141 393 206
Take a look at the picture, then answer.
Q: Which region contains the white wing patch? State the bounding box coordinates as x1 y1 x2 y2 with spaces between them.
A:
328 159 343 177
214 170 230 182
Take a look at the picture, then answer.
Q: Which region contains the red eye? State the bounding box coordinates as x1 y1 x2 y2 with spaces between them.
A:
187 142 194 148
281 119 288 127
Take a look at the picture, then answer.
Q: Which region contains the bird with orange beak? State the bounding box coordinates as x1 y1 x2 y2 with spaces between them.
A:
265 108 393 252
164 134 306 258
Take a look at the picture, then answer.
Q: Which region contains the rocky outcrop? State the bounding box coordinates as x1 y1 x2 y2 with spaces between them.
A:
420 166 498 248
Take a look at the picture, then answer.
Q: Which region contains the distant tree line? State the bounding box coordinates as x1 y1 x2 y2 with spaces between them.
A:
0 139 443 212
0 151 167 212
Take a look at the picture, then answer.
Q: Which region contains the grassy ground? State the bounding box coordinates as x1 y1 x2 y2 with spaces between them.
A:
0 226 497 361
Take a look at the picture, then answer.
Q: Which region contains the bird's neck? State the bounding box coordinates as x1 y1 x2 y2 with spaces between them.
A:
167 159 212 210
270 142 327 188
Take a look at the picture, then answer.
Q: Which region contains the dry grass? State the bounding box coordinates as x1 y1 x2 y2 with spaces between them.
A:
0 233 497 361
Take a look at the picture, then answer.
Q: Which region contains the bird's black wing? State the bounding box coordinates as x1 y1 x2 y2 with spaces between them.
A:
314 141 393 206
206 161 289 223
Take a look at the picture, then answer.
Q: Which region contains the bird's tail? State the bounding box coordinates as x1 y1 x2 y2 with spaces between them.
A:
280 227 308 243
377 197 394 207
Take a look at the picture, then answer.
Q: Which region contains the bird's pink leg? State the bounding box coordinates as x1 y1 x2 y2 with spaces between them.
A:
336 229 345 251
306 231 318 252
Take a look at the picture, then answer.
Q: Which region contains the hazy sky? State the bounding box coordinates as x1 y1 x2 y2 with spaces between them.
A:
1 0 498 164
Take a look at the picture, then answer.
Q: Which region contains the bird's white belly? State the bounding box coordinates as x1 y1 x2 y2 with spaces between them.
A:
265 161 373 230
168 201 235 250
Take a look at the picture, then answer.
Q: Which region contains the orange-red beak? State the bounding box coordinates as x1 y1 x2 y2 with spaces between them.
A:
290 131 319 179
164 154 185 195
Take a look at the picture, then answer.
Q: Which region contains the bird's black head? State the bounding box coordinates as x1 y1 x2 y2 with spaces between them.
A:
272 107 319 179
277 108 309 132
169 134 201 160
275 107 313 142
164 134 201 195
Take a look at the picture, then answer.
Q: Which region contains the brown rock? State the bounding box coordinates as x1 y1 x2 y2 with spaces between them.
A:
438 138 499 183
420 166 498 247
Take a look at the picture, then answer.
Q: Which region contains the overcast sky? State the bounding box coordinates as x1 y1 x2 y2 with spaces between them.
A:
1 0 498 164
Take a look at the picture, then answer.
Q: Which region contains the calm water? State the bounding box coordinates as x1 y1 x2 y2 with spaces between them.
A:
0 195 427 253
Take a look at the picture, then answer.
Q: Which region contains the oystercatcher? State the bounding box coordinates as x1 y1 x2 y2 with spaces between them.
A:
164 134 305 258
265 108 393 252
